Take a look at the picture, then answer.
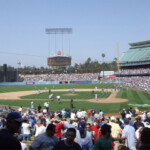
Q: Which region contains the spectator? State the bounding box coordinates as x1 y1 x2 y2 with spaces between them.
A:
99 118 105 128
138 127 150 150
35 119 46 136
91 120 100 143
22 119 31 141
108 116 122 138
29 124 58 150
118 145 130 150
51 118 63 140
134 116 144 131
94 124 114 150
76 121 93 150
0 112 25 150
121 118 135 149
53 128 81 150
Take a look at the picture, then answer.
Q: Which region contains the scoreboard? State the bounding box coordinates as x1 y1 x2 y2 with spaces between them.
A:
47 56 71 66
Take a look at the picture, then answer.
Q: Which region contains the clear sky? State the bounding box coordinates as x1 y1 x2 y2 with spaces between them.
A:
0 0 150 68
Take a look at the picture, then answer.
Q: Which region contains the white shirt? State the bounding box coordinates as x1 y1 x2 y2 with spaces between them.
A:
43 108 47 113
45 102 49 108
44 102 47 107
21 142 28 150
135 127 142 140
99 111 103 117
76 130 93 150
18 107 22 112
35 125 46 136
57 96 60 99
71 112 76 120
22 123 31 134
82 111 87 117
77 111 82 118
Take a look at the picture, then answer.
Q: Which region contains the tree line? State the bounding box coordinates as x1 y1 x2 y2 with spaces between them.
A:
0 56 118 75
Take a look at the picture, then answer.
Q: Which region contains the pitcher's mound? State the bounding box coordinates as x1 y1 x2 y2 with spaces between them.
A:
88 93 128 103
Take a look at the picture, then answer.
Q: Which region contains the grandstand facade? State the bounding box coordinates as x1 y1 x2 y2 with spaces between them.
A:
119 40 150 68
115 40 150 91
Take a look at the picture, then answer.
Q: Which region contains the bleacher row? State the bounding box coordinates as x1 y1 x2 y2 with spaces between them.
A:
120 47 150 63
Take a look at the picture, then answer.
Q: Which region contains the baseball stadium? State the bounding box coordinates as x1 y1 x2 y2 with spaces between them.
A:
0 40 150 113
1 1 150 149
0 37 150 149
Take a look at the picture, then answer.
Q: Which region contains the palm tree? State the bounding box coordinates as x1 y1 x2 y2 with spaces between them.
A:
102 53 105 60
101 53 105 78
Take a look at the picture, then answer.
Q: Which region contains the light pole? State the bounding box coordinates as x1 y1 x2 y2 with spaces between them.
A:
101 53 105 79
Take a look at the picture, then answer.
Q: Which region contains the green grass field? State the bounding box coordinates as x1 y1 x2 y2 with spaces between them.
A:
0 84 116 93
0 84 150 113
21 91 111 100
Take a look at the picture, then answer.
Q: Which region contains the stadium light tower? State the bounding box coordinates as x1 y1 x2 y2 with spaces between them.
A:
45 28 72 56
45 28 72 34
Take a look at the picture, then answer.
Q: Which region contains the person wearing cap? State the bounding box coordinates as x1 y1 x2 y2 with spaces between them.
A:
76 121 93 150
30 124 58 150
53 128 82 150
0 112 25 150
108 116 122 138
108 116 122 150
121 118 135 150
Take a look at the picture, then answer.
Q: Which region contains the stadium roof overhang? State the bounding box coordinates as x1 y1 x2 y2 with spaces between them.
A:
129 40 150 47
119 60 150 67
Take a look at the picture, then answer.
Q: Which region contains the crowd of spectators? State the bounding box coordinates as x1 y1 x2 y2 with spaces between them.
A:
112 76 150 91
20 68 150 91
0 105 150 150
21 73 99 82
115 68 150 75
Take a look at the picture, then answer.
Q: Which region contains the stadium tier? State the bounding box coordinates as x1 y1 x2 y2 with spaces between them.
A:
119 40 150 66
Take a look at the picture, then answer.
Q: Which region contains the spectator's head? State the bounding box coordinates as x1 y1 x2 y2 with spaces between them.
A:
95 120 100 128
124 118 129 125
66 128 76 146
101 124 111 139
85 123 91 132
36 119 42 127
110 116 116 122
6 112 25 134
137 116 142 122
141 127 150 145
118 145 130 150
81 117 86 123
46 124 56 137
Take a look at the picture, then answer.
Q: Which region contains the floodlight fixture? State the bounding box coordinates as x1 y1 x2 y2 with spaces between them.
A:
45 28 72 34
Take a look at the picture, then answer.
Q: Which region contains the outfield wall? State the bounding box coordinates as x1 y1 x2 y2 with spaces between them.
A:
0 80 99 86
